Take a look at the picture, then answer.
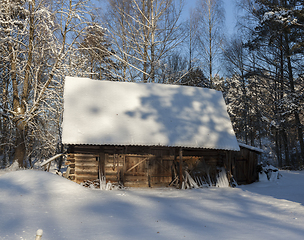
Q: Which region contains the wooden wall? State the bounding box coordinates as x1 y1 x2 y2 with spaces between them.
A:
231 147 259 184
65 144 259 187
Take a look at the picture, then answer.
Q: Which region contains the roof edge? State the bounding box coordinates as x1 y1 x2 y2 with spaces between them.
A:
63 143 240 152
238 142 264 153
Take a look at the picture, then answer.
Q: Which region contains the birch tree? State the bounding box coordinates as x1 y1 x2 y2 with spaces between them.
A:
196 0 225 87
104 0 185 83
0 0 108 167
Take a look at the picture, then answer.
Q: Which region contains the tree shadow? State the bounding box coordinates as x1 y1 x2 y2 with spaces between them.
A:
123 84 238 149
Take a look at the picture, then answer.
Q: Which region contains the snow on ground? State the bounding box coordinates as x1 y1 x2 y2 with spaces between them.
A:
0 170 304 240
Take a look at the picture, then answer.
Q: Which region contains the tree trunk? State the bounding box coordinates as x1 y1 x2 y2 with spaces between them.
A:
285 32 304 163
281 128 290 166
275 130 282 167
14 129 27 167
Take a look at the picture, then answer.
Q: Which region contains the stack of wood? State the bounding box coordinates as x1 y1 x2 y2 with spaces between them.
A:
80 179 100 188
169 158 229 189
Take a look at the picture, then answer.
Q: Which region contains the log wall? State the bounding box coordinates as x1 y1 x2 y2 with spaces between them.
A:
66 144 259 187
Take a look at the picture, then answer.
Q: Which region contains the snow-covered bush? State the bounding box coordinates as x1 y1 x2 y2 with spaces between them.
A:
258 164 279 182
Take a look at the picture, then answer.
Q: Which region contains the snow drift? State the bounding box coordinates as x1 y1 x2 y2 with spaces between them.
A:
0 169 304 240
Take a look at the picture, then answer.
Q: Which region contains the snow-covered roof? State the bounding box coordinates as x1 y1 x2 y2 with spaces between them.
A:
238 143 264 153
62 77 240 151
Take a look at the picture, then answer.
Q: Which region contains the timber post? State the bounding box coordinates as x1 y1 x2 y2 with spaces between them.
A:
99 147 106 189
179 148 183 189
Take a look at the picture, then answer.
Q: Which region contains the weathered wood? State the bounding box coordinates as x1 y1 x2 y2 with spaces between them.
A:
75 165 98 170
75 162 98 168
179 148 183 189
66 144 259 187
99 149 106 188
126 158 147 173
65 166 71 179
40 153 64 169
124 172 146 177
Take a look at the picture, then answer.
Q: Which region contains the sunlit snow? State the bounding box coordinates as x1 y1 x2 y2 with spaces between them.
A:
62 77 239 150
0 169 304 239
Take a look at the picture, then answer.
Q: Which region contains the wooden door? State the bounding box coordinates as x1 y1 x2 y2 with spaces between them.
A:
123 155 149 187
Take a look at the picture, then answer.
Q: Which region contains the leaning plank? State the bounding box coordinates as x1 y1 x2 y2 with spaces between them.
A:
40 153 64 168
126 158 147 173
65 166 71 179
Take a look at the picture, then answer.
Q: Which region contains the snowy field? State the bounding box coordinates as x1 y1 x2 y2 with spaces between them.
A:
0 169 304 240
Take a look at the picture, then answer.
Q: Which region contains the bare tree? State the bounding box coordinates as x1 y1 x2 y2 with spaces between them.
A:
103 0 185 83
196 0 225 87
0 0 108 167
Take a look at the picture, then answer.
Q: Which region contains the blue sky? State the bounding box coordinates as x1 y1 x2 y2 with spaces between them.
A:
182 0 237 36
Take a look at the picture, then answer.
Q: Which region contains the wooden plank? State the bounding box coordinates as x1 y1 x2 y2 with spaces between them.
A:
75 157 98 162
75 169 98 174
75 160 98 165
40 153 64 168
179 148 183 189
75 165 98 170
75 173 98 179
74 153 99 158
75 175 98 180
99 149 106 187
126 158 147 172
124 172 146 176
124 175 148 181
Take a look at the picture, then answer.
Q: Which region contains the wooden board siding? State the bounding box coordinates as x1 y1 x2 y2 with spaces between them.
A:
232 147 259 184
123 155 149 187
66 144 259 187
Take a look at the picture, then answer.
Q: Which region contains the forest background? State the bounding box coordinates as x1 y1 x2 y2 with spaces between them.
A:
0 0 303 170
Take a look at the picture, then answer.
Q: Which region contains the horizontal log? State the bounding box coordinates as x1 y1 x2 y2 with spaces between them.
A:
75 174 99 179
74 153 99 157
75 165 98 171
75 157 98 161
65 162 75 167
75 169 98 175
75 162 99 167
75 175 98 180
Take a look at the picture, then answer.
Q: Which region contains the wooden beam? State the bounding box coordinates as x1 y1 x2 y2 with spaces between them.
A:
40 153 64 168
179 148 183 189
99 147 106 187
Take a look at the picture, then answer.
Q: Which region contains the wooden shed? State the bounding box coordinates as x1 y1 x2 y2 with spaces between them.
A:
231 143 263 185
62 77 243 188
